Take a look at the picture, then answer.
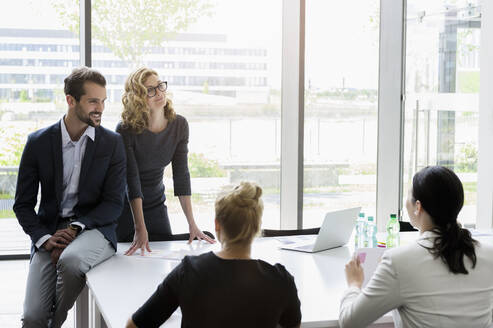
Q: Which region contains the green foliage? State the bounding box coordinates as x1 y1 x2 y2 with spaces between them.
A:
336 164 375 175
456 143 478 173
314 88 377 101
261 103 280 115
19 90 30 102
457 29 479 63
0 193 13 199
188 153 226 178
462 182 477 193
202 80 209 94
0 209 15 219
35 97 53 103
462 182 477 206
0 126 31 166
461 111 476 118
50 0 215 63
457 71 480 93
165 189 204 203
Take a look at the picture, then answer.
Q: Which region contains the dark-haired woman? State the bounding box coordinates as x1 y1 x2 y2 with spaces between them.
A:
340 166 493 328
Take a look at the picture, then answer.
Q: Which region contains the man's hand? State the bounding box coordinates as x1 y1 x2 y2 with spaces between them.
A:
43 228 77 265
61 227 78 240
42 228 76 251
50 247 64 265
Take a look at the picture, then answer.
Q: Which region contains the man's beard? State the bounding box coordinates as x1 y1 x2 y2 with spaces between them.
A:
75 103 101 127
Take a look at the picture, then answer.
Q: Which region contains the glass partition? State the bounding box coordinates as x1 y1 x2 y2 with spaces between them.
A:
90 0 282 232
303 0 379 227
0 0 80 255
403 0 480 227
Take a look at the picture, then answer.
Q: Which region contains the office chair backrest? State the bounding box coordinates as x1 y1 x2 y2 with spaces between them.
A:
148 231 215 241
261 227 320 237
399 221 418 232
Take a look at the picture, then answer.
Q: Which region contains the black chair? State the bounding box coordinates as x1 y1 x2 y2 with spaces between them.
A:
261 227 320 237
149 231 215 241
171 231 216 241
399 221 418 232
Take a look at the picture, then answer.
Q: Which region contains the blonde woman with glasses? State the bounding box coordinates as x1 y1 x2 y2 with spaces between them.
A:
116 67 214 256
126 181 302 328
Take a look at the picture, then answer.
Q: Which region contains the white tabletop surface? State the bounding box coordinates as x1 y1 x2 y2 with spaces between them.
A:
85 230 493 328
86 235 392 328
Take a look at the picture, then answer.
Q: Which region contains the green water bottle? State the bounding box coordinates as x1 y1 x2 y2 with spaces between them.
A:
386 214 400 248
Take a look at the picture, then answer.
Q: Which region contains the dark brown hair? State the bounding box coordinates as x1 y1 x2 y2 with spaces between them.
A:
412 166 477 274
64 66 106 101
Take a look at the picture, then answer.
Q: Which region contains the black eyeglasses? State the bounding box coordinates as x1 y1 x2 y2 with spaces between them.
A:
146 81 168 97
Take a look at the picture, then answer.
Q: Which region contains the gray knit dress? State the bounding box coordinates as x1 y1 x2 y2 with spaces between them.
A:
115 114 191 242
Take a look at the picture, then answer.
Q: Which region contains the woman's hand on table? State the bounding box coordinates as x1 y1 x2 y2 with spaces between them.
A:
188 223 216 244
125 227 152 256
345 254 364 289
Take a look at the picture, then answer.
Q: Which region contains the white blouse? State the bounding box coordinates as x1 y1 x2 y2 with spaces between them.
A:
339 231 493 328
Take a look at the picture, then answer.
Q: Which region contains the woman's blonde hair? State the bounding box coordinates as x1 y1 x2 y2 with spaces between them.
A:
215 181 264 246
121 67 176 133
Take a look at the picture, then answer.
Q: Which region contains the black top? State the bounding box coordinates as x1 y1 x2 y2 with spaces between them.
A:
116 115 191 209
132 252 302 328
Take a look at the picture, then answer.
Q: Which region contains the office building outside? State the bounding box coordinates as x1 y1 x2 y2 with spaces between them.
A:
0 27 269 114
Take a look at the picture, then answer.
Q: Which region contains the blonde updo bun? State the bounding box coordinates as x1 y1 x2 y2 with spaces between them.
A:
215 181 264 246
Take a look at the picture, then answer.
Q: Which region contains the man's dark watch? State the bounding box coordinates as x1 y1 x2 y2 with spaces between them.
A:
68 223 82 235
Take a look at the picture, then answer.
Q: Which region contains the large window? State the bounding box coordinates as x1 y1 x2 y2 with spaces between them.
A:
0 0 488 248
0 0 80 254
403 0 480 226
0 1 80 325
1 2 492 327
89 0 282 232
303 0 379 227
0 0 282 249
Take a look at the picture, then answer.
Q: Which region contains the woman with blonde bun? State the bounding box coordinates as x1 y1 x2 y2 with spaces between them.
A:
126 181 302 328
116 67 214 256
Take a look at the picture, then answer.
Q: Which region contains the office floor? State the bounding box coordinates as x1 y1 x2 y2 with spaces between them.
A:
0 220 75 328
0 211 322 328
0 259 74 328
0 213 195 328
0 259 28 327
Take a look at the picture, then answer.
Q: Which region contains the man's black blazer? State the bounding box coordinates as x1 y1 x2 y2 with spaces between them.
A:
14 120 126 253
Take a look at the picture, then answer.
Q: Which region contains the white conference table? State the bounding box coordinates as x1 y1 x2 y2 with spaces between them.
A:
78 234 400 328
77 230 493 328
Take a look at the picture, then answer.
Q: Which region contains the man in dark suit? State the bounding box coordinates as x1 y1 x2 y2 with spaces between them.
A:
13 67 126 328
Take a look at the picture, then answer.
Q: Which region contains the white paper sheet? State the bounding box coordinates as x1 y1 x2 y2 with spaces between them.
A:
274 235 316 245
129 243 217 260
355 247 386 287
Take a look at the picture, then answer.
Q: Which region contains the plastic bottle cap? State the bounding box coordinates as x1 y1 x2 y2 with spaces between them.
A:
359 212 365 217
390 214 397 219
368 216 374 222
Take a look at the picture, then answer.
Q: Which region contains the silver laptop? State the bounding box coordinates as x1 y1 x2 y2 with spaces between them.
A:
281 207 361 253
